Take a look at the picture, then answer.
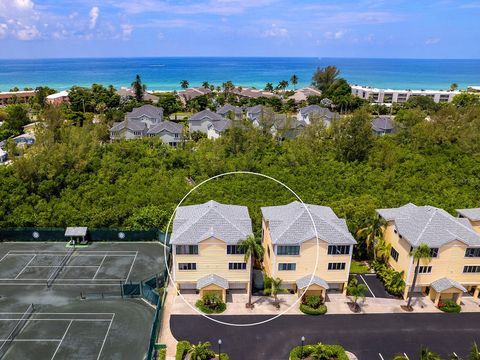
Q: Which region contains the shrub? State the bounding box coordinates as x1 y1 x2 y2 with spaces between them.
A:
158 348 166 360
195 293 227 314
263 275 272 291
290 343 349 360
305 295 322 308
439 300 461 313
176 341 190 360
371 260 405 297
300 303 327 315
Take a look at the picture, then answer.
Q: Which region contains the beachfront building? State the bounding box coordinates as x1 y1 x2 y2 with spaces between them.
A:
231 87 276 99
216 104 243 120
117 87 159 103
297 105 338 126
288 87 322 102
377 203 480 305
261 201 356 297
171 200 253 301
372 115 396 136
351 85 459 104
0 90 36 106
110 104 183 145
46 91 69 105
457 208 480 233
188 109 230 139
177 87 211 106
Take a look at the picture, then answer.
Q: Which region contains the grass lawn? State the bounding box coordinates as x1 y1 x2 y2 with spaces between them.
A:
350 260 370 274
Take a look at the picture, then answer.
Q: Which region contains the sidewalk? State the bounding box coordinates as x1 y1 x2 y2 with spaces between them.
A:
158 284 179 359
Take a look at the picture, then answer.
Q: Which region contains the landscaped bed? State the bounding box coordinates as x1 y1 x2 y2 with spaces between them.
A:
176 340 229 360
439 300 461 313
299 295 327 315
349 260 370 274
195 293 226 314
289 343 349 360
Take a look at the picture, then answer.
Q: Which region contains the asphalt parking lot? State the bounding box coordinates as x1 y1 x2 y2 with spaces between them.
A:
354 273 397 299
0 241 166 359
171 313 480 360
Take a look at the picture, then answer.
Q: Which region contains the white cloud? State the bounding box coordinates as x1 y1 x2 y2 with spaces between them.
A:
324 30 345 40
15 24 40 40
120 24 133 39
425 37 440 45
0 23 7 38
89 6 99 29
262 23 288 38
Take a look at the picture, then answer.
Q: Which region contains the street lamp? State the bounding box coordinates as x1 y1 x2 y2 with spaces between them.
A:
218 339 222 359
301 336 305 359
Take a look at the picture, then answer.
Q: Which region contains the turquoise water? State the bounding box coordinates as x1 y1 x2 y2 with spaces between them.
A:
0 57 479 91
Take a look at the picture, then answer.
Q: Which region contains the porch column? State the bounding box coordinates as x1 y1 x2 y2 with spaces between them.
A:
456 292 463 305
403 286 410 300
342 282 348 295
474 287 480 299
222 289 227 303
434 292 441 307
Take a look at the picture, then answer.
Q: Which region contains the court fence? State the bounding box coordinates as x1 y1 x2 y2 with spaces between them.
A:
0 227 169 243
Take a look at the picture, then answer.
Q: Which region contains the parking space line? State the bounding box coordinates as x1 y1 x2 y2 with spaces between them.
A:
404 353 409 359
379 353 384 360
359 274 376 298
0 251 12 263
125 251 138 282
93 254 108 280
51 320 73 360
15 254 37 279
96 314 115 360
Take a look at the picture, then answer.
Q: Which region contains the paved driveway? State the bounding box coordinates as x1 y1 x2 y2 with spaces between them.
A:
170 313 480 360
355 273 397 299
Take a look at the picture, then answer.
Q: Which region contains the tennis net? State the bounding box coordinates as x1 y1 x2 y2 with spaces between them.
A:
46 248 75 288
0 304 35 358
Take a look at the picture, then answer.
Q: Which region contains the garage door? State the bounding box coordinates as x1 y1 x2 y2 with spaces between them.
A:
179 283 196 290
327 283 344 292
229 282 247 289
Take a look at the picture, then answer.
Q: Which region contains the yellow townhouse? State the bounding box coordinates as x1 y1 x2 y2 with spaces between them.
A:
457 208 480 233
171 200 253 302
377 203 480 306
261 201 356 298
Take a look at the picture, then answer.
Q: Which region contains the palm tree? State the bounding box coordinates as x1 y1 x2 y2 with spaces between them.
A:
202 81 210 89
238 235 264 309
187 341 214 360
263 277 287 308
470 342 480 360
420 346 442 360
392 355 409 360
290 74 299 90
131 74 146 102
406 244 432 310
449 353 462 360
264 83 274 92
356 216 385 260
374 237 391 263
450 83 459 91
180 80 189 90
312 65 340 92
277 80 289 93
347 279 367 312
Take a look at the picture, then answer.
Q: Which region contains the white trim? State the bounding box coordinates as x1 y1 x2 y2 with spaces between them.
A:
15 254 36 279
96 314 115 360
93 255 108 280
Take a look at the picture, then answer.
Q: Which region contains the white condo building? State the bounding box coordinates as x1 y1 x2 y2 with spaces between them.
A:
351 85 460 104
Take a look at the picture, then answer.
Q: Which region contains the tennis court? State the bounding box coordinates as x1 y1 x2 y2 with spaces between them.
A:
0 241 167 360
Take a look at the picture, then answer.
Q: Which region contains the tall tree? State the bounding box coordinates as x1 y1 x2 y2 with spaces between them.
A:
180 80 189 90
406 244 432 310
450 83 459 91
238 235 264 309
202 81 210 89
263 277 287 308
420 346 442 360
131 74 146 102
290 74 299 90
356 216 385 260
264 83 274 92
312 65 340 92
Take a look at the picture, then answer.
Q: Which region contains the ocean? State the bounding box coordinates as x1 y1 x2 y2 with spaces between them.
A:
0 57 479 92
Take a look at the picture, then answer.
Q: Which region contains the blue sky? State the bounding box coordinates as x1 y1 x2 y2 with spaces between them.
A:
0 0 479 59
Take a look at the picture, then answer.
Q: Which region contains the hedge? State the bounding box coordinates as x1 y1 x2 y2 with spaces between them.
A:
439 300 461 313
158 348 166 360
176 341 190 360
290 343 349 360
300 303 327 315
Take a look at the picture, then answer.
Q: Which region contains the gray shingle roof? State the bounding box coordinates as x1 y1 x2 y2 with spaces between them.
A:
299 105 337 120
189 109 226 122
296 274 330 290
246 105 264 115
171 200 253 245
209 118 231 132
431 277 467 293
110 119 147 132
147 121 183 135
217 104 242 116
261 201 356 245
196 274 229 290
65 227 87 237
456 208 480 221
376 203 480 248
372 116 395 132
126 104 163 120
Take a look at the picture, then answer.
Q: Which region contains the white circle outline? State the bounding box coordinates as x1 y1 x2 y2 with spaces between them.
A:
163 171 320 327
